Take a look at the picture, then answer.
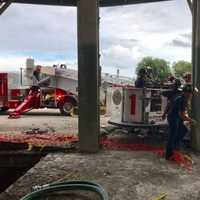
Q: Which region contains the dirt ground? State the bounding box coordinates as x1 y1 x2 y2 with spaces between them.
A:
1 109 200 200
0 109 109 134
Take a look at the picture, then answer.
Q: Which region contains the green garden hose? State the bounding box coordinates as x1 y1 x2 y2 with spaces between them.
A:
19 181 108 200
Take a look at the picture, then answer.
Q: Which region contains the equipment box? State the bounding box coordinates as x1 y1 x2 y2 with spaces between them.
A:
109 87 167 125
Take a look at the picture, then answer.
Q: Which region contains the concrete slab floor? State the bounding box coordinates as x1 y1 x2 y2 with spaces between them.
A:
1 150 200 200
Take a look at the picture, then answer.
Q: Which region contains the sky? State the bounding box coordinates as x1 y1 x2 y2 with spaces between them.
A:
0 0 192 77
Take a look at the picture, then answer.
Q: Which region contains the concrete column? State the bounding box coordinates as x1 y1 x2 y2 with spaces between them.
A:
77 0 100 152
191 0 200 150
192 0 197 85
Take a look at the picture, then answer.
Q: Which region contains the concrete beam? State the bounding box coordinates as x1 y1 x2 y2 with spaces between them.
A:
191 0 200 151
11 0 171 7
100 0 172 7
77 0 100 152
12 0 76 6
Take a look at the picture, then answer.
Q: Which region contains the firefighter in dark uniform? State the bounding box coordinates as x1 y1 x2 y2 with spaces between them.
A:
165 84 196 160
162 79 182 120
183 72 192 84
135 68 147 88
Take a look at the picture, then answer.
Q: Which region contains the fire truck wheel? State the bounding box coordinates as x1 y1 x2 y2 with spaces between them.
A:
59 101 74 116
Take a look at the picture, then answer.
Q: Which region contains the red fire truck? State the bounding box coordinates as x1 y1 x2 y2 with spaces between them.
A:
0 70 78 118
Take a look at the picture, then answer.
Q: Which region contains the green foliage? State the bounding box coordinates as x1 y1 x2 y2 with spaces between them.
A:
136 57 171 81
172 60 192 78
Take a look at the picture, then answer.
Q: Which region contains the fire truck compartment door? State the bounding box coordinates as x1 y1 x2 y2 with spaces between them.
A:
0 73 8 107
109 87 123 123
123 88 144 123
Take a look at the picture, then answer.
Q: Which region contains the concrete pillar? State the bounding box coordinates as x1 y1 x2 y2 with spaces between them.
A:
77 0 100 152
192 0 197 85
191 0 200 150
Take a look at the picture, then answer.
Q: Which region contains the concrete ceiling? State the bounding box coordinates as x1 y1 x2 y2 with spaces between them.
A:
11 0 172 7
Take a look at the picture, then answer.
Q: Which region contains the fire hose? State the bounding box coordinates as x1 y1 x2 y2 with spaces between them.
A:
19 181 108 200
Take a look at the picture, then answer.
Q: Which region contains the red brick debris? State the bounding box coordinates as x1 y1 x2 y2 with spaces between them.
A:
0 133 193 172
100 136 193 173
0 133 78 146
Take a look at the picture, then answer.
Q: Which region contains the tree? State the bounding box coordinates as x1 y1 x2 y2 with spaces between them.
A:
136 57 171 81
172 61 192 78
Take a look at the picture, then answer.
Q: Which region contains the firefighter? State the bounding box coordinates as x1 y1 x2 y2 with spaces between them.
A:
33 65 42 85
165 84 196 160
183 72 192 84
33 65 50 87
135 68 147 88
162 79 182 120
168 75 175 83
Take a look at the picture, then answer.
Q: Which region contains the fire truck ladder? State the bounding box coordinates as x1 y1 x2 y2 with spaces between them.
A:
0 1 11 15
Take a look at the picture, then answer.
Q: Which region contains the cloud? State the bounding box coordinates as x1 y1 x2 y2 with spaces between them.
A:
0 0 192 77
170 38 191 48
168 31 192 48
100 37 139 49
102 45 135 68
0 53 77 72
0 4 77 52
0 55 28 72
180 32 192 40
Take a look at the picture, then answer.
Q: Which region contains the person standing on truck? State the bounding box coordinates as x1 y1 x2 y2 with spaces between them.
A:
135 67 155 88
33 65 42 85
135 68 147 88
165 84 196 160
32 65 50 88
